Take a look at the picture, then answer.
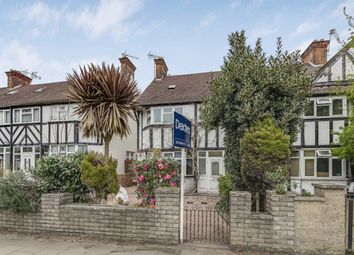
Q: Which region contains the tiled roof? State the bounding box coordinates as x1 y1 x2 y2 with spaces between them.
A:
0 81 75 108
138 71 222 106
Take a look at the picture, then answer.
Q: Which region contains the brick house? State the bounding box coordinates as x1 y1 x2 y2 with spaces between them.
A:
137 40 354 194
0 57 137 178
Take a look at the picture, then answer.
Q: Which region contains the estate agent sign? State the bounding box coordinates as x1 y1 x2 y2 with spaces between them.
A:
173 111 191 148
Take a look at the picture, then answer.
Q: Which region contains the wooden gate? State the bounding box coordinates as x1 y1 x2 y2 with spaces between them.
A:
183 194 229 243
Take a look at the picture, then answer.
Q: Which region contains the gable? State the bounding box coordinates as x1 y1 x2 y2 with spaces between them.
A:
314 48 354 84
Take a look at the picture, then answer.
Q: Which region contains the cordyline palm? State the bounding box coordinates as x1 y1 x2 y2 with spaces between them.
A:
66 62 139 157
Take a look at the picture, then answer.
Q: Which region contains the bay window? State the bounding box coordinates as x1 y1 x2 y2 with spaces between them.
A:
301 149 343 178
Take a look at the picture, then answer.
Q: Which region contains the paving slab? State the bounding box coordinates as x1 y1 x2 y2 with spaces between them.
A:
0 233 276 255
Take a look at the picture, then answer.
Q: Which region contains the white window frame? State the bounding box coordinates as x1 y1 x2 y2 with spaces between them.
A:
13 108 40 124
152 107 184 124
304 97 346 119
0 110 10 125
50 105 74 122
301 149 345 179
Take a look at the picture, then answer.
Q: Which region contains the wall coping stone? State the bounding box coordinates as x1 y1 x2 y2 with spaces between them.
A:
266 190 296 197
294 196 326 202
155 187 180 193
313 183 347 190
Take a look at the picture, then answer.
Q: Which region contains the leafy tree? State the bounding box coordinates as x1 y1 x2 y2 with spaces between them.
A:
240 118 290 197
201 30 311 181
66 63 139 156
34 153 89 202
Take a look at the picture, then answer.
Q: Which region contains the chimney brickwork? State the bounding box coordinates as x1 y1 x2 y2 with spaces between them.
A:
154 58 168 80
301 40 329 66
5 70 32 88
119 57 136 79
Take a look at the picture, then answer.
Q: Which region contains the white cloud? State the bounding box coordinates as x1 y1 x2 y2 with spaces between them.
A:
200 13 216 28
292 20 319 37
68 0 143 40
15 0 144 41
22 1 61 25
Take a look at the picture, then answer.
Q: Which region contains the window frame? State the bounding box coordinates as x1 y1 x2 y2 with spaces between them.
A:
152 107 184 124
304 97 346 119
0 110 10 125
13 107 40 124
50 105 74 122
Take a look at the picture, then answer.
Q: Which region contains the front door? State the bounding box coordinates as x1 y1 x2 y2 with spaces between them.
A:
21 155 35 171
208 158 223 192
198 157 224 193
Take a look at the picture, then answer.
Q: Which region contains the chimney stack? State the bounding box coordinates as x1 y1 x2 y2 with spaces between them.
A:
119 57 136 79
301 39 330 66
154 58 168 80
5 70 32 88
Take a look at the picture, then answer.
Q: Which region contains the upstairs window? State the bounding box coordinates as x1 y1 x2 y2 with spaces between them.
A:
13 108 40 124
0 110 10 125
332 99 343 115
50 105 75 121
153 107 184 124
316 98 330 117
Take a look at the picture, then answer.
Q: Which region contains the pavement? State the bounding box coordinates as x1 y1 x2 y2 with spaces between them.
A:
0 233 271 255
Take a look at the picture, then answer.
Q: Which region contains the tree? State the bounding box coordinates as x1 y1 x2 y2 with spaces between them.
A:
66 63 139 156
201 31 311 179
240 117 290 210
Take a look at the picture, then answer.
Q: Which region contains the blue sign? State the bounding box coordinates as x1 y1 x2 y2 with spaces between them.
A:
173 111 191 148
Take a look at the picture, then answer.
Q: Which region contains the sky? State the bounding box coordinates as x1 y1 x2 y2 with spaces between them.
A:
0 0 353 91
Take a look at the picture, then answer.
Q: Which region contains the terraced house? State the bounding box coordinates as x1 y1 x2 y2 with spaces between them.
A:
0 57 137 177
138 40 354 194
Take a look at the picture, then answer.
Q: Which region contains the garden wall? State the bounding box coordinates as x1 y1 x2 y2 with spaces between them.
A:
0 187 180 244
230 184 346 255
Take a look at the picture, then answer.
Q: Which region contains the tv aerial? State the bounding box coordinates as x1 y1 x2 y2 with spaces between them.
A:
147 50 163 60
121 51 139 60
21 70 41 80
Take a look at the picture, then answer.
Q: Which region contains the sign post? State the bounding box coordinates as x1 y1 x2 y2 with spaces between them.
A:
173 111 191 244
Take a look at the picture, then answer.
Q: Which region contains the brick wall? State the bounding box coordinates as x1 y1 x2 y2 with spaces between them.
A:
0 187 180 244
230 184 346 255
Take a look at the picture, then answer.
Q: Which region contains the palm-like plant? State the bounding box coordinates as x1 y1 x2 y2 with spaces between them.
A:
66 63 139 157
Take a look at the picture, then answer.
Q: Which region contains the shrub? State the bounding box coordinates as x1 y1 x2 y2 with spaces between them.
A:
240 117 290 196
80 152 119 199
0 171 40 213
133 157 179 208
34 153 89 202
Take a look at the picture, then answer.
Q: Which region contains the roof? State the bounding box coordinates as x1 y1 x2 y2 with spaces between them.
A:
138 71 222 106
0 81 75 108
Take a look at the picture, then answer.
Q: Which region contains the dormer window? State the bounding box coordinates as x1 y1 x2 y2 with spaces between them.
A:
168 84 176 89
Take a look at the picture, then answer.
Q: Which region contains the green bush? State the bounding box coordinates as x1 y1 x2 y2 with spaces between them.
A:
240 117 290 196
34 153 89 202
80 152 119 199
0 171 40 213
217 172 234 213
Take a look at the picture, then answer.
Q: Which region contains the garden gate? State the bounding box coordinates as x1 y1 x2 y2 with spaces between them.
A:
183 194 229 243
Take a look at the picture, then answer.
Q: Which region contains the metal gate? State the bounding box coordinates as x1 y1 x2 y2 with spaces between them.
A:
183 194 229 243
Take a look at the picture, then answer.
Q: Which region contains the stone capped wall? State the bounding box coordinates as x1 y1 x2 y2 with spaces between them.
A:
0 187 180 244
230 184 346 255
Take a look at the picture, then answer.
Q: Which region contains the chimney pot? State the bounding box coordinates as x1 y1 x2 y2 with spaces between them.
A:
5 70 32 88
119 57 136 79
154 58 168 80
301 40 330 66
